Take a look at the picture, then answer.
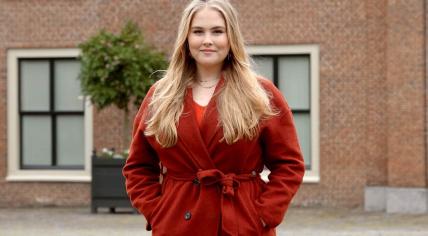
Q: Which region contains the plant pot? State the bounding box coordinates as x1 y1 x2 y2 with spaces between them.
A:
91 155 135 213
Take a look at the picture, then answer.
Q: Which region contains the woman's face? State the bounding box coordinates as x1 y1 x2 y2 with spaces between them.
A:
187 7 230 70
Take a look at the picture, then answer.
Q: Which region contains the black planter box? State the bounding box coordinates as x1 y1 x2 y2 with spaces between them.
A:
91 156 134 213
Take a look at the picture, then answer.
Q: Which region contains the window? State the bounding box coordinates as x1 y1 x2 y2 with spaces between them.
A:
7 49 92 181
248 45 320 183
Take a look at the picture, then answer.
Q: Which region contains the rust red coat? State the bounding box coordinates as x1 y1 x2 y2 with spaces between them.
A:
123 78 305 236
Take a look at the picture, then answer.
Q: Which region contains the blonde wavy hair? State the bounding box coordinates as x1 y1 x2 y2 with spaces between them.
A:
145 0 277 147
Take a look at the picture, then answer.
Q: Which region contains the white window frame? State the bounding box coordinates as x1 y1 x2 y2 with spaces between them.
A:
7 48 93 182
247 45 320 183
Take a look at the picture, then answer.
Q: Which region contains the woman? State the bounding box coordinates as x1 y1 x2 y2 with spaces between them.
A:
123 0 305 235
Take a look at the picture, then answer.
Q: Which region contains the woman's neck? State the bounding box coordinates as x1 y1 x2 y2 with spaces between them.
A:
195 64 222 82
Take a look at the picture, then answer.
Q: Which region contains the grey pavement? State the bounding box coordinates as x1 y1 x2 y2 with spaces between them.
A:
0 206 428 236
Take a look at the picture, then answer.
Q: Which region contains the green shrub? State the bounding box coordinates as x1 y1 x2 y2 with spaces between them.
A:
78 21 167 152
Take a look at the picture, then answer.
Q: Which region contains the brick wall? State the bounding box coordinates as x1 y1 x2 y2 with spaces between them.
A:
365 0 388 188
385 0 426 188
0 0 426 208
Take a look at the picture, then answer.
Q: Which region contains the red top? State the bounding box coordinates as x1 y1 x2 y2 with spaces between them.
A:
192 100 206 128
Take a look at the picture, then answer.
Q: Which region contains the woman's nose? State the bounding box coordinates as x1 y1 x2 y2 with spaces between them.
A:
202 34 213 46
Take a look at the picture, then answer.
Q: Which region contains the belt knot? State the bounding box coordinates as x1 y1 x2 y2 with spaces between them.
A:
196 169 240 197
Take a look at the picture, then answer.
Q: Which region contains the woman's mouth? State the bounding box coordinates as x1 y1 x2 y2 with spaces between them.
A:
201 49 216 52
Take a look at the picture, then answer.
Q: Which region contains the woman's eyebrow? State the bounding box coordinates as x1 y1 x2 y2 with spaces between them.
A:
211 26 226 30
191 26 226 30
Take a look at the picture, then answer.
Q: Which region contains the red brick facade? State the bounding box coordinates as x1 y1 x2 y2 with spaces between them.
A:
1 0 427 209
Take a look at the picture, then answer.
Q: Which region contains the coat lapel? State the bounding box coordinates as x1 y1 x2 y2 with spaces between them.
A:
177 88 215 170
199 78 224 148
177 77 225 170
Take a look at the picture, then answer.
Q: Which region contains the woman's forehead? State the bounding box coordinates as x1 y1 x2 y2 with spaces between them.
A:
190 7 226 28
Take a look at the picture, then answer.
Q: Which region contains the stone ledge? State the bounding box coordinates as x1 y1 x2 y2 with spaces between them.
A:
365 186 428 213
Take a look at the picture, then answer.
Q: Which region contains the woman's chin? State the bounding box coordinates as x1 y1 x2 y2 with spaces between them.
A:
196 60 224 68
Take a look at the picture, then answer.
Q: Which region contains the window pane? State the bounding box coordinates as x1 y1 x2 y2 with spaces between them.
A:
54 60 83 111
21 60 50 111
278 56 310 110
293 112 311 170
252 56 273 81
57 116 84 166
22 116 52 166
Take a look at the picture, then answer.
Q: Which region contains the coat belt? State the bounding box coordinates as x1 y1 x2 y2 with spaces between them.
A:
166 169 259 236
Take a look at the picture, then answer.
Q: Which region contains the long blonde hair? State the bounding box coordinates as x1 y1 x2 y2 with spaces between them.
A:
145 0 276 147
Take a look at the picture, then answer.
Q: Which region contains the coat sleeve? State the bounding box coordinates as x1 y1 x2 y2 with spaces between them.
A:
122 85 161 230
255 79 305 228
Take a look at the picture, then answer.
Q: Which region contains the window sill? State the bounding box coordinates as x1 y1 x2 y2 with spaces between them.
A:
6 171 91 182
302 175 320 183
261 170 320 183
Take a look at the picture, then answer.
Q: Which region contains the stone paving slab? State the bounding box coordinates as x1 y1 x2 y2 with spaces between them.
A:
0 207 427 236
280 207 428 236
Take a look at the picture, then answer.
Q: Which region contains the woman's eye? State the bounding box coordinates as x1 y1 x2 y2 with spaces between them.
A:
213 30 224 34
193 30 203 34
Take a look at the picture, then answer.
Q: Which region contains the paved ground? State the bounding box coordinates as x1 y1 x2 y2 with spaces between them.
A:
1 206 428 236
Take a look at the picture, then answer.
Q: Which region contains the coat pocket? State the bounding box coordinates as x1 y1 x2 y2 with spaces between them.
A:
149 195 165 222
149 177 169 224
241 180 266 235
247 197 265 234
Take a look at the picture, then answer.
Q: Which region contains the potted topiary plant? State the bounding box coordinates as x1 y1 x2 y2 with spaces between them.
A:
78 21 167 213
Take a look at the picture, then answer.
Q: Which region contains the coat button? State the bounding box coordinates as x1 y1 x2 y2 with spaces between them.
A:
192 178 200 185
184 211 192 220
251 171 257 177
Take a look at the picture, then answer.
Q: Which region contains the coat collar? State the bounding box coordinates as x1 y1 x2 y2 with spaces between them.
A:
177 76 225 170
